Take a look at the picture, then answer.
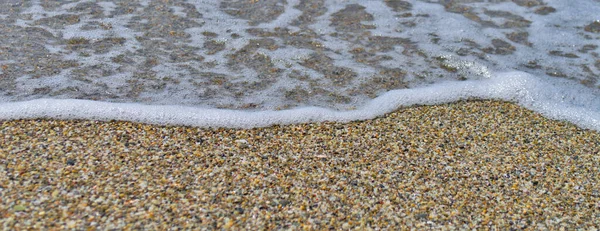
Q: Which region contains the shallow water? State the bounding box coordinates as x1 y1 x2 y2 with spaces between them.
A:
0 0 599 129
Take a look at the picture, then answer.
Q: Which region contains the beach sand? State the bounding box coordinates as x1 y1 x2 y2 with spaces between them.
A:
1 100 599 229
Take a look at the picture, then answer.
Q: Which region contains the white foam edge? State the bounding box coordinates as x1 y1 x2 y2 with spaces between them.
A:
0 71 599 131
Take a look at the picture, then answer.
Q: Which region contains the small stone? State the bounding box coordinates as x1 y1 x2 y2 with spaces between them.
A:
235 207 244 214
67 220 77 229
13 205 26 212
235 139 249 148
415 213 428 220
342 223 350 229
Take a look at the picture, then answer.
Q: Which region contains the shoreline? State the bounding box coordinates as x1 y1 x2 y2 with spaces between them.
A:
1 100 599 229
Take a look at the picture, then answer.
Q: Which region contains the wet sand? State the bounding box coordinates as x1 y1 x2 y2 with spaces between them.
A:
1 100 599 229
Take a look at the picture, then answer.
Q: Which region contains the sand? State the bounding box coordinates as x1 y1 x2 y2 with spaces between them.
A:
1 100 599 230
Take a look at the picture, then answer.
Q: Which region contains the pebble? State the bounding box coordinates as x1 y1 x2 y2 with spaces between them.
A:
1 100 599 229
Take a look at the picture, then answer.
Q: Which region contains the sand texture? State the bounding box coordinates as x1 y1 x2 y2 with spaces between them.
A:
1 100 599 230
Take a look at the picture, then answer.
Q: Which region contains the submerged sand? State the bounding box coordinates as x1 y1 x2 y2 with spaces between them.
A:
1 100 599 229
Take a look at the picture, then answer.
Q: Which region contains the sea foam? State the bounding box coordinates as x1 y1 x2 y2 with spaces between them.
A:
1 71 599 130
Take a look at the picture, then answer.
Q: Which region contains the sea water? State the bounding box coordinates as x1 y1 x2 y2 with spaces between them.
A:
0 0 599 130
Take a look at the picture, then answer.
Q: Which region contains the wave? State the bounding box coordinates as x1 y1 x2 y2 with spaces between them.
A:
2 71 599 131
